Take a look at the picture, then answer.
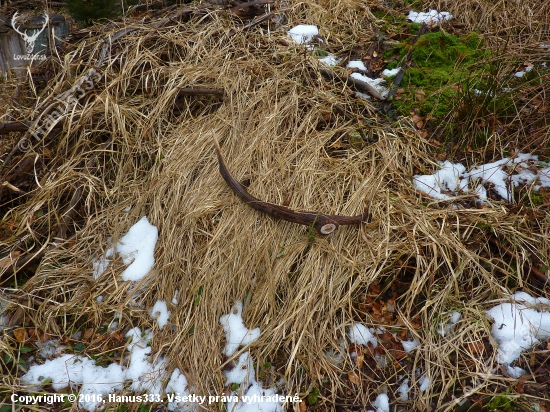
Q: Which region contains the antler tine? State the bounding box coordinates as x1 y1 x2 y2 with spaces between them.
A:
10 11 26 37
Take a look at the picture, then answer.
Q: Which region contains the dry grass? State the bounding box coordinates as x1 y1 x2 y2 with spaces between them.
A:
1 0 550 410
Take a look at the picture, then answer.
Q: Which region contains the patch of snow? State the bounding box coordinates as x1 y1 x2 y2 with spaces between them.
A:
372 393 390 412
93 216 158 281
418 375 431 392
398 378 409 401
413 153 550 203
36 340 65 359
172 290 179 305
382 68 400 77
407 9 452 24
219 301 261 356
413 161 466 200
221 305 282 412
287 25 319 44
486 292 550 372
438 311 461 337
401 339 419 352
355 91 371 100
349 323 378 347
347 60 367 71
319 54 341 66
150 300 170 328
350 72 389 97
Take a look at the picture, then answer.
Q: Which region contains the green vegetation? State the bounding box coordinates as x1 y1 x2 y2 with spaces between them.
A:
387 31 490 118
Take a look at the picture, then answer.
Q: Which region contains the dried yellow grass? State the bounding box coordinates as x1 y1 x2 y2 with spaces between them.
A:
1 0 549 410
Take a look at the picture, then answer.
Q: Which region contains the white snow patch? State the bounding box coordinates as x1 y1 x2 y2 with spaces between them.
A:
150 300 170 328
413 153 550 203
407 9 452 24
350 72 389 97
93 216 158 281
419 375 431 392
438 311 461 337
349 323 378 347
486 291 550 376
319 54 341 66
398 378 410 401
347 60 367 71
221 305 282 412
401 339 419 352
382 68 400 77
219 301 261 356
287 25 319 44
372 393 390 412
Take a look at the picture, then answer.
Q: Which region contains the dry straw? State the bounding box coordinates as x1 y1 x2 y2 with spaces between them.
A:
1 0 549 410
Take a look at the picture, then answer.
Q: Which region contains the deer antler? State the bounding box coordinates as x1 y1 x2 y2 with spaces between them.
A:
10 12 26 38
214 137 368 235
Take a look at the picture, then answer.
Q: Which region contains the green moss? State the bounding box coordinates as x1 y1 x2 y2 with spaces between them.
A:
389 32 490 118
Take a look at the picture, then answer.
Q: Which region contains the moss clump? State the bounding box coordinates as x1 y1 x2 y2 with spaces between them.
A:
388 31 489 117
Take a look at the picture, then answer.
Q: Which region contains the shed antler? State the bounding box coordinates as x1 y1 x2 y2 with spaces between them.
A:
214 137 367 235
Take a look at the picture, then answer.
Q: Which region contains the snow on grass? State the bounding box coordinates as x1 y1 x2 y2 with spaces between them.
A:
350 73 389 98
372 393 390 412
413 161 466 200
382 68 400 77
347 60 367 71
413 153 550 202
397 378 410 401
93 216 158 281
22 327 191 411
150 300 170 328
287 25 318 45
319 54 341 66
407 9 452 24
219 301 261 356
400 339 419 352
486 291 550 377
418 375 431 392
220 303 282 412
349 323 378 347
437 311 461 337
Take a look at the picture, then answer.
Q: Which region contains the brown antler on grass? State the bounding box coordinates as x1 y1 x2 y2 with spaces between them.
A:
214 137 367 235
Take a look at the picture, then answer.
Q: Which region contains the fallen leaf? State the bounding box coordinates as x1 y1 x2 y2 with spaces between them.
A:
348 371 361 385
84 328 94 340
14 328 28 342
299 401 307 412
466 341 485 355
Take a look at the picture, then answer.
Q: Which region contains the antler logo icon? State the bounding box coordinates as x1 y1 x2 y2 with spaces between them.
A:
11 11 49 55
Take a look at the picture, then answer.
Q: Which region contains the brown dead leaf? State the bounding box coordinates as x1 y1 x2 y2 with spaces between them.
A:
84 328 94 340
354 352 364 368
517 376 525 393
113 331 125 342
14 327 28 342
415 89 425 102
466 341 485 355
299 400 307 412
348 371 361 385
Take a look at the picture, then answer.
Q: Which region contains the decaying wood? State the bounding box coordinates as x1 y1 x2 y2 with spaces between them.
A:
214 137 368 235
